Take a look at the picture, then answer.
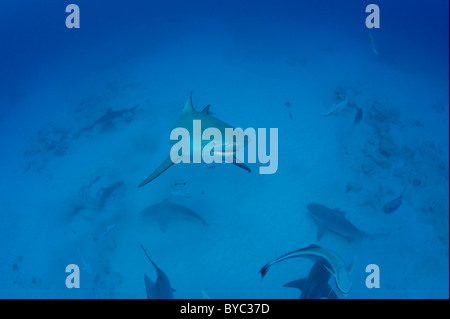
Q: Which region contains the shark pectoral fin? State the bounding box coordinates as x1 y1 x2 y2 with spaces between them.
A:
223 155 251 173
283 278 307 291
233 161 251 173
144 274 155 299
138 155 178 187
348 256 357 273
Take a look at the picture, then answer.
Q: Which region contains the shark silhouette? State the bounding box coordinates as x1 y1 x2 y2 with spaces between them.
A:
307 203 389 241
138 92 250 187
141 244 175 299
141 198 208 231
283 260 338 299
260 244 356 296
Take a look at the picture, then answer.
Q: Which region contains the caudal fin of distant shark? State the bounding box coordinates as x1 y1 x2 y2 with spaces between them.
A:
138 155 178 188
144 273 156 299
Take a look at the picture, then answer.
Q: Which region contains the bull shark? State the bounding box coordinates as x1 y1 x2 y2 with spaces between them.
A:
85 105 139 132
307 203 389 241
259 244 356 296
141 198 208 231
283 260 338 299
141 244 175 299
138 92 250 187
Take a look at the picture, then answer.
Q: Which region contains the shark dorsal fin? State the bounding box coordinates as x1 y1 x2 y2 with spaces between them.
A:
201 104 211 114
180 91 195 117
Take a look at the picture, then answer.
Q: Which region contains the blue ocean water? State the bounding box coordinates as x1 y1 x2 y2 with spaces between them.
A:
0 0 448 299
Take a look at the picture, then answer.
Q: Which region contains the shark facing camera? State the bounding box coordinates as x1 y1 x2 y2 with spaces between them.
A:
4 0 447 304
138 92 278 187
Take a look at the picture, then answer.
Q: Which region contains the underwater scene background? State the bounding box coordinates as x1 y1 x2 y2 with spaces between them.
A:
0 0 448 298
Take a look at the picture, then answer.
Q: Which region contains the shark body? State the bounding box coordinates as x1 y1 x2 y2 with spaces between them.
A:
308 203 366 240
141 199 208 231
283 260 338 299
259 244 355 296
307 203 389 241
86 105 139 131
141 244 174 299
138 92 250 187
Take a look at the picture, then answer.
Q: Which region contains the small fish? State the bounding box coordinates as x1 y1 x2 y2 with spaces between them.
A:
353 107 363 126
207 165 216 169
77 249 93 274
382 186 408 214
324 99 348 117
93 224 116 241
174 182 186 187
289 111 293 120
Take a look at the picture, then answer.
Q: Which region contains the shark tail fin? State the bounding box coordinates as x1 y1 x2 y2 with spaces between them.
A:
259 263 272 279
144 273 155 299
138 155 178 187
